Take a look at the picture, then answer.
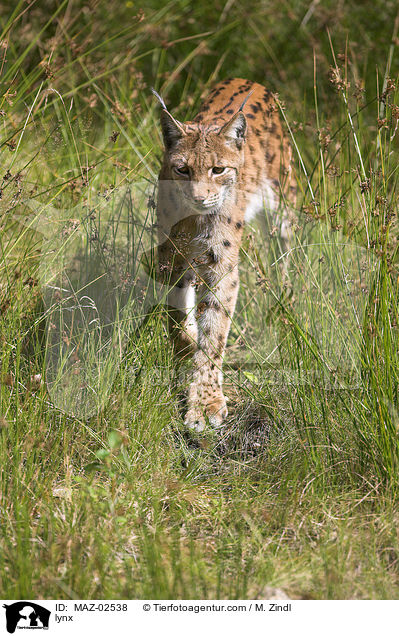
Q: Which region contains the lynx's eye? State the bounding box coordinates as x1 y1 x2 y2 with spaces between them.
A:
173 165 190 176
212 166 226 175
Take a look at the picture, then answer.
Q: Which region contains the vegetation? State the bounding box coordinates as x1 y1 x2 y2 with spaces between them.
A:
0 0 398 599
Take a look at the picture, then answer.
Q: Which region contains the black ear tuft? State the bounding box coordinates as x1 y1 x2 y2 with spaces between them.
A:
220 112 247 147
160 110 185 150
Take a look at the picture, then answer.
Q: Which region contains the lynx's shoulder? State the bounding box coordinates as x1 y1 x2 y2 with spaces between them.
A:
194 78 277 126
193 78 295 209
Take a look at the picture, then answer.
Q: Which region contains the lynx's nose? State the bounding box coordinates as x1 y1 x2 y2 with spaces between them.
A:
191 182 208 204
193 194 206 204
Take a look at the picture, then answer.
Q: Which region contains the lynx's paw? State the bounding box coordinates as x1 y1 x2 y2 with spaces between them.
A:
184 395 228 432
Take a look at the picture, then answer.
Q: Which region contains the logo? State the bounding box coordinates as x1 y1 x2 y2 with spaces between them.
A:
3 603 51 634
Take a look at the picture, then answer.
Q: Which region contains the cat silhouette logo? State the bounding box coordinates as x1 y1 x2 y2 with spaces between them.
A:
3 602 51 633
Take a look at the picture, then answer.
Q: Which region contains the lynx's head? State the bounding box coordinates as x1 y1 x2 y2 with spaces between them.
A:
153 89 250 213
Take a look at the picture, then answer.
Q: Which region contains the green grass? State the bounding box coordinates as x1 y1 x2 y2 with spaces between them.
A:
0 0 399 599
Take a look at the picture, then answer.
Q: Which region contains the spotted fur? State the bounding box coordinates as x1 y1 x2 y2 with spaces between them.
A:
155 78 296 431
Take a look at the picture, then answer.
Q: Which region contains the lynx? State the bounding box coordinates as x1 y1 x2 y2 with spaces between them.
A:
153 78 296 431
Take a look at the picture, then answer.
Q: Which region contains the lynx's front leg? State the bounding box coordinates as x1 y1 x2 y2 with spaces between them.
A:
185 236 240 431
158 233 198 359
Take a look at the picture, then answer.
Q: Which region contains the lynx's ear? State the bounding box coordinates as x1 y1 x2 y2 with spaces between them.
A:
152 88 185 150
219 89 253 147
160 110 186 149
220 111 247 146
